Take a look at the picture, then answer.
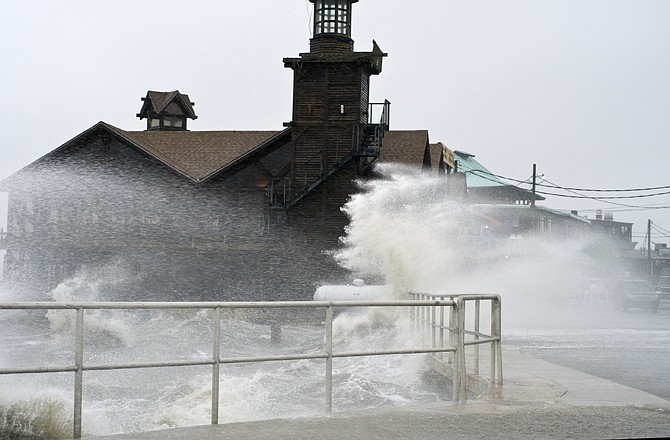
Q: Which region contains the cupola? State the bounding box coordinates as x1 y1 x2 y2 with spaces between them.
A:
136 90 197 131
309 0 358 54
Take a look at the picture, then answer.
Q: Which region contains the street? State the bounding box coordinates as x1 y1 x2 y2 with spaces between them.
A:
504 302 670 401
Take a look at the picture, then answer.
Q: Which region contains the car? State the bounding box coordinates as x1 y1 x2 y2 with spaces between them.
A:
614 279 660 312
656 276 670 304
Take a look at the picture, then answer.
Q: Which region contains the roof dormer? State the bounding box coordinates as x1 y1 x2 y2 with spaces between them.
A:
136 90 197 131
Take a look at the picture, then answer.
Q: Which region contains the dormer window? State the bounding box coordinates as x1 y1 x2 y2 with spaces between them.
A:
137 90 197 131
147 115 185 130
313 0 353 37
163 116 184 129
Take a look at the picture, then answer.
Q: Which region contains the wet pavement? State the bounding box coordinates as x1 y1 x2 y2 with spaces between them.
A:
504 305 670 401
87 349 670 440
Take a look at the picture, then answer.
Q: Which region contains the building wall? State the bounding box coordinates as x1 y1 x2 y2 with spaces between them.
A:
1 135 352 301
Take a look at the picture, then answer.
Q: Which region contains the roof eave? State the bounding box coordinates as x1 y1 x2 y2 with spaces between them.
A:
198 127 293 183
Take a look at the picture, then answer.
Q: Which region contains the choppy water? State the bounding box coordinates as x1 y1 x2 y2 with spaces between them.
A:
0 285 449 437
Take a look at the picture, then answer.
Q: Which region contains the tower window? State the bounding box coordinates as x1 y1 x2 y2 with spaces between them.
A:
314 0 352 37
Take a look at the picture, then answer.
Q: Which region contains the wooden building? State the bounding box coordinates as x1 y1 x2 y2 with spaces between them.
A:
0 0 435 300
0 0 636 299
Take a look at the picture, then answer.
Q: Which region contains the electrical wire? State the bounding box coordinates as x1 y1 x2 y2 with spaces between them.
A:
465 169 670 211
652 222 670 233
534 188 670 200
471 169 670 193
652 223 670 238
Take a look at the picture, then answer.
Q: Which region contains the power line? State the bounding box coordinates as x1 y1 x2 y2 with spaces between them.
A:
652 222 670 237
465 169 670 211
578 203 670 213
535 188 670 200
537 182 670 193
471 169 670 193
538 176 670 209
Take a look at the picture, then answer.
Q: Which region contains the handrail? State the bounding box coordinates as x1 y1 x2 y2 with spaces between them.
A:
408 292 503 400
368 100 391 128
0 298 470 439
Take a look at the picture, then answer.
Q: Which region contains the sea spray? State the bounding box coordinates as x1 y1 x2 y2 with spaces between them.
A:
0 395 72 440
0 398 70 439
334 163 613 329
46 269 137 348
335 164 468 296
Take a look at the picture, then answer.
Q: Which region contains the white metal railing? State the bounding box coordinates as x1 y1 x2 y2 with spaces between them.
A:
0 298 487 439
408 293 503 401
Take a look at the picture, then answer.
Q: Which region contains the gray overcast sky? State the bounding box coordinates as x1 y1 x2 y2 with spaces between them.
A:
1 0 669 245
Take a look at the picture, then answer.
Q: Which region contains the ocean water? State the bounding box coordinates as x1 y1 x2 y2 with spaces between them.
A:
0 279 449 438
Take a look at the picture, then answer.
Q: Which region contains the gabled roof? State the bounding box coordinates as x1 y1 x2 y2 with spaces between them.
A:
453 150 504 187
428 142 457 173
108 124 288 182
428 143 442 172
378 130 429 169
0 122 290 187
453 150 544 203
136 90 197 120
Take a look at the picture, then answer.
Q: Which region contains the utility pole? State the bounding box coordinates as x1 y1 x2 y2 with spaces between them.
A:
648 219 653 281
531 163 537 208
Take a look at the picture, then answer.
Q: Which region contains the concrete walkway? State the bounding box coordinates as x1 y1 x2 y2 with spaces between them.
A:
87 349 670 440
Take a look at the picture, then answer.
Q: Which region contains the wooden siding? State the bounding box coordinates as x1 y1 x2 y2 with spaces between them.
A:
1 133 351 300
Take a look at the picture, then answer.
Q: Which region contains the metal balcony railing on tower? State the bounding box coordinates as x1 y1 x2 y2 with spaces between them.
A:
356 100 390 158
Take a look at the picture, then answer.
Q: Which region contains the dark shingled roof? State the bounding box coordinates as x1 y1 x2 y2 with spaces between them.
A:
0 124 431 190
137 90 198 120
377 130 430 169
106 124 287 182
428 142 443 172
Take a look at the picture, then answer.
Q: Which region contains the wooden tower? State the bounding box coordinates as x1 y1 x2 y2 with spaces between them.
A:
277 0 388 207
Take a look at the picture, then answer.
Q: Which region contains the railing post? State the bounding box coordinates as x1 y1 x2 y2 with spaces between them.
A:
448 298 457 365
211 307 221 425
325 304 333 413
430 300 436 348
73 307 84 439
492 297 503 385
474 299 480 375
439 299 445 360
455 298 467 402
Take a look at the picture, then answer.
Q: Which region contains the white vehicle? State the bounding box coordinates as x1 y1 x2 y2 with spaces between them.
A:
313 279 393 301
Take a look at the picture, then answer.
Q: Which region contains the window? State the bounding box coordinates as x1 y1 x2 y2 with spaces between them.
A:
164 116 184 128
149 115 185 130
314 0 351 37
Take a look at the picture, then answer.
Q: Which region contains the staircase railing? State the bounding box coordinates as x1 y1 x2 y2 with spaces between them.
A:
269 148 355 209
269 100 390 209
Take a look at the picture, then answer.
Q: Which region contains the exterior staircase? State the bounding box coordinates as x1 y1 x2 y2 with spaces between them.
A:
268 100 390 210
